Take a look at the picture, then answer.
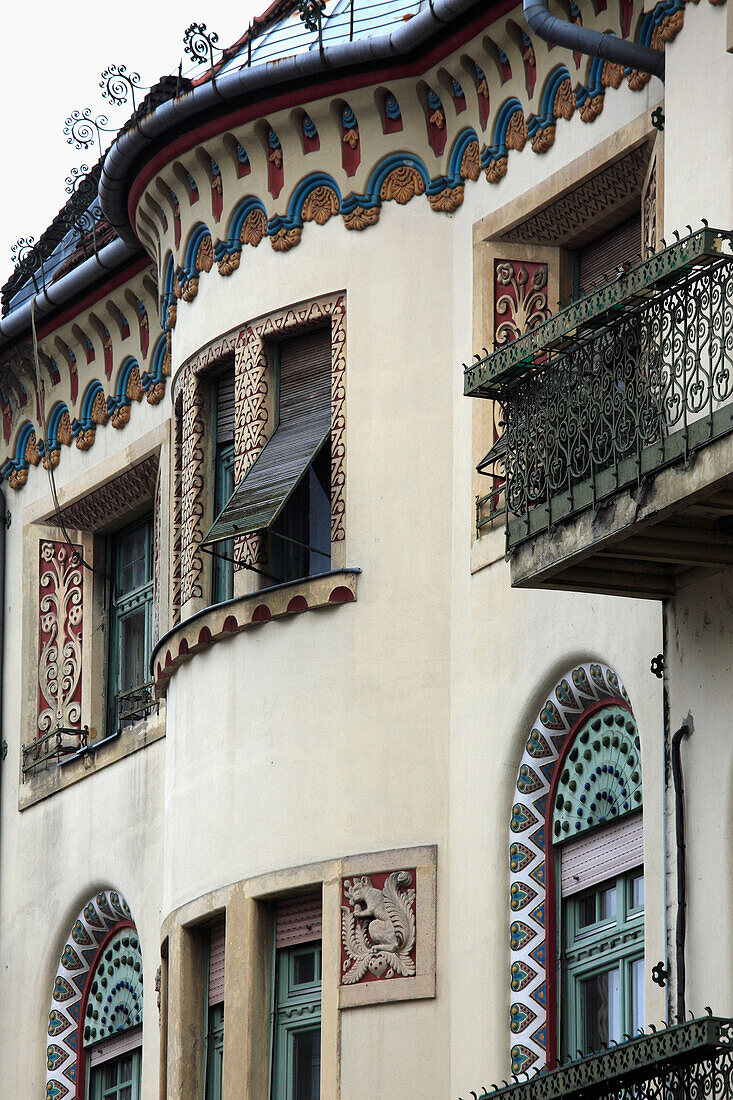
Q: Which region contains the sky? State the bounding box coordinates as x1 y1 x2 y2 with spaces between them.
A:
0 1 265 291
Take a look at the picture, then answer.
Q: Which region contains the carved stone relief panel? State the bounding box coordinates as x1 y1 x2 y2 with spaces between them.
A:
338 846 436 1009
341 870 417 984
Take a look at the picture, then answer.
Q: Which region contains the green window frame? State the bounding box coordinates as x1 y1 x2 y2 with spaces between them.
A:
107 516 154 735
272 942 322 1100
205 1002 224 1099
89 1050 141 1100
212 441 236 604
562 869 644 1057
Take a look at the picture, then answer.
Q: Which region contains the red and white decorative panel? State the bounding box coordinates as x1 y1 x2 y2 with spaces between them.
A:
38 540 83 738
341 870 416 985
493 259 550 346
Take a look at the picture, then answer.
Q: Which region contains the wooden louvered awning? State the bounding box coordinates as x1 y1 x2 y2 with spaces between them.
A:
204 327 331 546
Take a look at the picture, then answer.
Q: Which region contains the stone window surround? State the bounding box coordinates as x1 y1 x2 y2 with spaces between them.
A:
18 423 168 811
160 845 436 1100
470 105 663 577
170 290 347 626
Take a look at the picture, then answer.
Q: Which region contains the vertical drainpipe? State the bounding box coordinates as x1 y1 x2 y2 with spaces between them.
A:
671 714 693 1021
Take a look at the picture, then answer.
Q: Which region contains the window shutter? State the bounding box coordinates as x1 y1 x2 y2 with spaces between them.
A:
204 327 331 546
275 893 322 949
216 367 236 445
561 812 643 896
87 1026 142 1066
578 215 642 296
208 920 226 1006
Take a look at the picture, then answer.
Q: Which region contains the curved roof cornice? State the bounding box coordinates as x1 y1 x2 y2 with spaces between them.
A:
99 0 490 244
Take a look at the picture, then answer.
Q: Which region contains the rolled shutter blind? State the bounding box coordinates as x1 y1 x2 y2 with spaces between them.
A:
204 327 331 546
275 893 322 949
561 812 643 896
87 1026 142 1066
216 367 236 445
208 920 226 1006
578 215 642 297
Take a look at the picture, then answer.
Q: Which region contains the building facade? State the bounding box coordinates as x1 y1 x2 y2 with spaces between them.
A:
0 1 732 1097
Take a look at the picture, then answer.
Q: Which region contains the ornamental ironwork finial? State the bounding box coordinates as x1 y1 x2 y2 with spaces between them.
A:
63 108 114 156
99 64 145 109
183 22 219 65
298 0 326 32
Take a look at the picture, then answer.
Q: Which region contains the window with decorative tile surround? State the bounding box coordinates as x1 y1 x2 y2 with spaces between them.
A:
22 454 162 786
170 294 346 625
508 664 644 1075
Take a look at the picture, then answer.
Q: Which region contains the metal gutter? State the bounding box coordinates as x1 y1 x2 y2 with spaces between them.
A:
0 237 138 348
99 0 489 244
523 0 665 81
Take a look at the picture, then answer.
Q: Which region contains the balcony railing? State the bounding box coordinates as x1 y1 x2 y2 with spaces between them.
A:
465 228 733 552
463 1015 733 1100
115 681 157 730
22 725 89 775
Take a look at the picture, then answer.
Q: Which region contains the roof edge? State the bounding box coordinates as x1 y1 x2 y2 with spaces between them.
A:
99 0 484 244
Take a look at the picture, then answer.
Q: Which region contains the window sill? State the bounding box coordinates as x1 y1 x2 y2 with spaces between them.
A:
19 706 166 811
151 568 360 697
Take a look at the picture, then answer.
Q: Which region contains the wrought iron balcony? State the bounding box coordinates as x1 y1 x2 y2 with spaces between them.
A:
466 228 733 598
463 1015 733 1100
22 725 89 775
115 681 157 730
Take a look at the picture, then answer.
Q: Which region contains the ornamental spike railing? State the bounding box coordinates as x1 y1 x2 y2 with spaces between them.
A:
461 1013 733 1100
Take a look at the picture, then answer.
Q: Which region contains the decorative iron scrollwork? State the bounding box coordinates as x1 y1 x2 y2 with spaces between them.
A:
99 63 144 108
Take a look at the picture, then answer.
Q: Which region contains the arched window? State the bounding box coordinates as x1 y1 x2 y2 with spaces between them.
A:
46 890 143 1100
509 663 643 1076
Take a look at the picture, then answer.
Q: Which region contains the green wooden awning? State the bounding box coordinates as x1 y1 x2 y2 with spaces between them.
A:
204 414 330 544
204 326 332 546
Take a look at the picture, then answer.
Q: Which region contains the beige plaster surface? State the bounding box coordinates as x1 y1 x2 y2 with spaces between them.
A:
1 7 730 1097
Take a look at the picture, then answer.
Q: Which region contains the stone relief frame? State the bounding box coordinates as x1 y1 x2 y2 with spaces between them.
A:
18 424 168 810
170 291 347 625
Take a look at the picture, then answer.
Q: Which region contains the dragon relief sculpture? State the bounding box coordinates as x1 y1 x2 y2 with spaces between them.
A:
341 871 416 984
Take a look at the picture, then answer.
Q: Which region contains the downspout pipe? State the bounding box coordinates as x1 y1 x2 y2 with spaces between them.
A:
671 714 693 1021
523 0 665 81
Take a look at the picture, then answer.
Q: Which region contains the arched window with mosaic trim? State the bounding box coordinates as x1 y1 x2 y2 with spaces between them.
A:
508 663 644 1075
46 890 143 1100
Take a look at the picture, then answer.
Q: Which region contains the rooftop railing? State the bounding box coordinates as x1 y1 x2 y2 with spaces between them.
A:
465 227 733 551
463 1015 733 1100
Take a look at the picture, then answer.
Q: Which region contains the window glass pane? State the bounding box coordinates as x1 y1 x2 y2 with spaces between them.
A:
632 874 644 910
117 525 148 593
292 1028 321 1100
631 956 645 1033
119 1055 132 1082
119 1089 132 1100
601 886 617 920
103 1064 116 1088
120 607 147 692
293 950 316 986
577 893 596 929
580 967 621 1050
